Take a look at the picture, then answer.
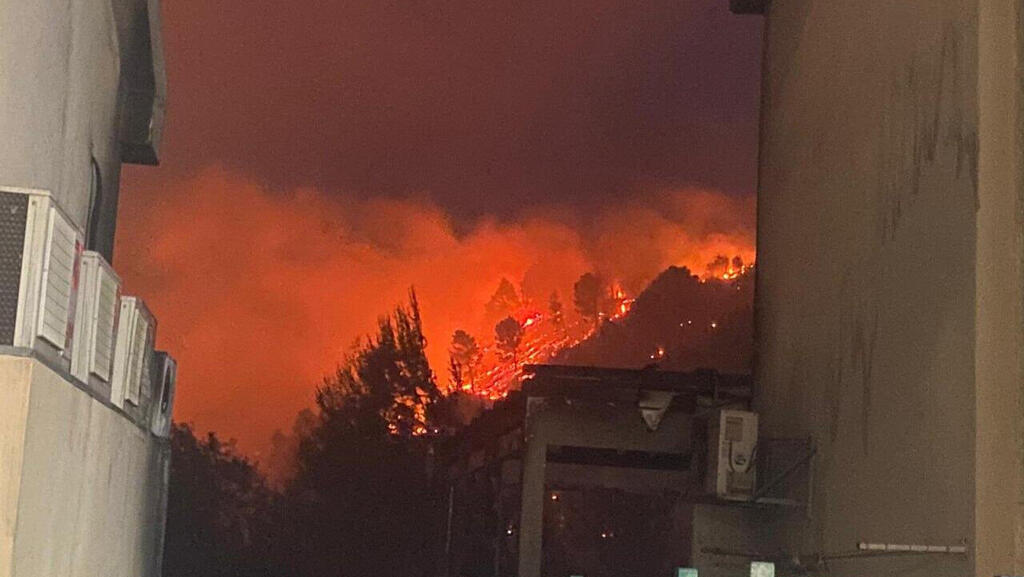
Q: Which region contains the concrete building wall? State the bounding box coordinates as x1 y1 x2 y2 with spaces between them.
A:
0 361 32 577
517 397 695 577
0 1 170 576
1 356 168 577
0 0 159 259
974 0 1023 572
753 1 1022 575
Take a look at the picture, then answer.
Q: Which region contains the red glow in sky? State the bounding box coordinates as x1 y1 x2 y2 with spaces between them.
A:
116 0 763 457
116 168 754 456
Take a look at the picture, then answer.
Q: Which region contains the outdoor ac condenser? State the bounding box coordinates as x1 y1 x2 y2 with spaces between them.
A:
71 251 121 383
0 187 83 352
706 409 759 500
149 351 177 438
111 296 155 408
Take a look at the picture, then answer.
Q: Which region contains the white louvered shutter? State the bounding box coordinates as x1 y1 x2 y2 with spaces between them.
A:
125 313 148 404
37 208 79 349
91 267 119 380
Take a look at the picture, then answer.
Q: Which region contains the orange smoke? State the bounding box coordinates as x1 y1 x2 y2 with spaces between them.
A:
115 167 754 457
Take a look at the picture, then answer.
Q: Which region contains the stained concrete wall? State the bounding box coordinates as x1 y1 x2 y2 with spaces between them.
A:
0 0 156 259
0 2 169 575
0 356 168 577
753 1 1022 575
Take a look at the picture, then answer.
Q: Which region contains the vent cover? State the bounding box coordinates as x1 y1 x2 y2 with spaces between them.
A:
71 252 121 383
37 208 81 349
111 296 155 408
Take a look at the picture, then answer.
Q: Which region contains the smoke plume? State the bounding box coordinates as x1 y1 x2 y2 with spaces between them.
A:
116 167 754 457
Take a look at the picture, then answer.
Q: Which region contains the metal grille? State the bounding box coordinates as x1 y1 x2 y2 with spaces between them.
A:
0 193 28 345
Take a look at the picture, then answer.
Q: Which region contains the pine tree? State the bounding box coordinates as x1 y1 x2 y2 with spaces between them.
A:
485 277 522 322
548 291 565 331
573 272 605 327
449 329 480 390
495 316 524 365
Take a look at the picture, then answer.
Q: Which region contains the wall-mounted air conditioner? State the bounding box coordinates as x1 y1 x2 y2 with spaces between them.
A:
71 252 121 383
706 409 759 500
149 351 176 438
111 296 155 408
0 187 83 352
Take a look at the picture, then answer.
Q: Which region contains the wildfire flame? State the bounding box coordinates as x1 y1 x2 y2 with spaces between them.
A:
452 260 745 401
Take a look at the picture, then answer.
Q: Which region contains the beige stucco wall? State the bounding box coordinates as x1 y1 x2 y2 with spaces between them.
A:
754 1 1022 575
0 359 32 577
0 355 168 577
975 0 1023 573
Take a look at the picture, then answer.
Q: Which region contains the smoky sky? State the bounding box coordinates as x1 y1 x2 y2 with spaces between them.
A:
129 0 763 222
117 0 764 453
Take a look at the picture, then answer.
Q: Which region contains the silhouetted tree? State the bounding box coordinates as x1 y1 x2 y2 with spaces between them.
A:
163 424 280 577
318 288 439 437
284 288 445 577
485 278 521 322
449 356 465 391
495 316 524 365
449 329 480 389
548 291 565 331
573 272 605 326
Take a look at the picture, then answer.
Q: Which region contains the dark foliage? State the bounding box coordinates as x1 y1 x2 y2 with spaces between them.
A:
164 424 282 577
494 316 524 362
556 266 754 373
484 278 522 324
163 269 754 576
285 288 446 577
572 272 605 325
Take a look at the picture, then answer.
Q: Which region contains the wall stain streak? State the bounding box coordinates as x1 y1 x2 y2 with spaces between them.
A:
852 306 878 456
830 266 879 457
876 23 978 246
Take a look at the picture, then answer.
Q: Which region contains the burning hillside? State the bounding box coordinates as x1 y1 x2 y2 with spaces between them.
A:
117 168 755 455
447 262 754 402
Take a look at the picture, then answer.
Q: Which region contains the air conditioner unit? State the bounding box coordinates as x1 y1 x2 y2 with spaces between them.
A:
149 351 176 438
111 296 155 408
71 252 121 383
706 409 758 500
0 187 83 352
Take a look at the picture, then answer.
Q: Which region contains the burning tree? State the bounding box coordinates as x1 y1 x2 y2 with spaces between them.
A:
548 291 565 331
286 288 444 577
449 329 481 391
316 288 441 438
